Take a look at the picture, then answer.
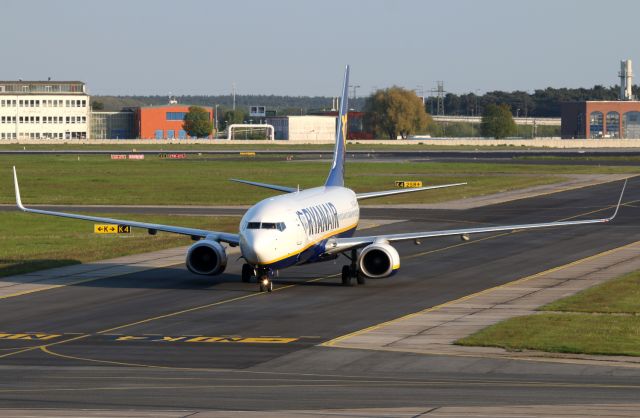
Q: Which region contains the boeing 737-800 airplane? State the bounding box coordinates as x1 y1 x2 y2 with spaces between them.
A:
13 66 626 292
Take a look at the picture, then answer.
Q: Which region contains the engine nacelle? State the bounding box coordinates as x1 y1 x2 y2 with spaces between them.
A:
186 240 228 276
358 242 400 279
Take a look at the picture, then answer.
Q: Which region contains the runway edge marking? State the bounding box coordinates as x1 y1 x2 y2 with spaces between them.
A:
322 239 640 348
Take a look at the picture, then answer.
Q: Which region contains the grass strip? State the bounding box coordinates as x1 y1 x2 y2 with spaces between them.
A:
541 270 640 314
456 313 640 357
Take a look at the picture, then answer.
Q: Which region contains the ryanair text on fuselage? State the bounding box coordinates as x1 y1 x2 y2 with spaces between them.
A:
296 202 339 237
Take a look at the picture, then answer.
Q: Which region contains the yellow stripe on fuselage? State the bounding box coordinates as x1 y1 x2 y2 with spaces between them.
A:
257 222 358 266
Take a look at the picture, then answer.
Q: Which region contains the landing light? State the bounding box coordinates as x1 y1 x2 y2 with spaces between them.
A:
461 234 470 241
262 278 270 286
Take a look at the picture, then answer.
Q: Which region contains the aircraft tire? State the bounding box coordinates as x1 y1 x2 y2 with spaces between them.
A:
341 265 352 286
356 273 366 285
242 264 253 283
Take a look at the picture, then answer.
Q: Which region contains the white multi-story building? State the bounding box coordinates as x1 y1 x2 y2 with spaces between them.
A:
0 81 89 140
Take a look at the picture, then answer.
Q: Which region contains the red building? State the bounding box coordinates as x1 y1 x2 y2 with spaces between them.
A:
561 101 640 139
135 105 214 139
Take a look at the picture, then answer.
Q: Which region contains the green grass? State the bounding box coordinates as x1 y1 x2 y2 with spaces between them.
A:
0 212 239 277
542 270 640 314
456 269 640 357
5 155 639 206
456 313 640 357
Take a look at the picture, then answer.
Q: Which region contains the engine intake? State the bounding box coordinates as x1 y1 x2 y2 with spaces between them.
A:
358 242 400 279
186 240 227 276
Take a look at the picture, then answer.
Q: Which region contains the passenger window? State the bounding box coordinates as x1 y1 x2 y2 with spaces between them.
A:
261 223 277 229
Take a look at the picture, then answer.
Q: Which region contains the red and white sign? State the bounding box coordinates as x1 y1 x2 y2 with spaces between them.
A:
128 154 145 160
111 154 127 160
168 153 186 159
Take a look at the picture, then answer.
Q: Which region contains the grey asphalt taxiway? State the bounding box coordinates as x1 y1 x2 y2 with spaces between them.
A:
1 178 640 413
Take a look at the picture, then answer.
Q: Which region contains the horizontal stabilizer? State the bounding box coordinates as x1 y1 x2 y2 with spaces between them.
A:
356 182 467 200
230 179 297 193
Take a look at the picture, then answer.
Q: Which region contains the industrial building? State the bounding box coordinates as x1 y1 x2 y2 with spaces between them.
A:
135 105 214 139
561 60 640 139
308 110 373 139
0 81 89 140
265 115 336 141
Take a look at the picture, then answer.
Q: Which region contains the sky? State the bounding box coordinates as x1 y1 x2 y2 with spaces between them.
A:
3 0 640 97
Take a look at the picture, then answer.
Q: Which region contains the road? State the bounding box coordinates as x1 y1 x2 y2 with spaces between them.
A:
0 178 639 411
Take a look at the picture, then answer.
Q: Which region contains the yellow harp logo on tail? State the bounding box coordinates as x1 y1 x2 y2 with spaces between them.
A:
341 114 348 143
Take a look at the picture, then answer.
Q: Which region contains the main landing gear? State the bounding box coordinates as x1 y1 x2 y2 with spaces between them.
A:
342 249 365 286
243 264 273 292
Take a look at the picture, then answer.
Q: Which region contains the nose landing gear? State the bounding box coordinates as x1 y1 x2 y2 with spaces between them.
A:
259 275 273 293
242 263 273 292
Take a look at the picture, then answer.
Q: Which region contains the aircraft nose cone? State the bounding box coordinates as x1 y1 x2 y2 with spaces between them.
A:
240 233 273 265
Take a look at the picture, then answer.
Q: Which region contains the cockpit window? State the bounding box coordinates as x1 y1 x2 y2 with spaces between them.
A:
246 222 286 231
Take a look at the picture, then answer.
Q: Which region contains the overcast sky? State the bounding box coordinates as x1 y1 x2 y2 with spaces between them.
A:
3 0 639 96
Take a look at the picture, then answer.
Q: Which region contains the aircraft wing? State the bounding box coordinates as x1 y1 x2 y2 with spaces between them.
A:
325 180 627 255
356 182 467 200
13 167 240 245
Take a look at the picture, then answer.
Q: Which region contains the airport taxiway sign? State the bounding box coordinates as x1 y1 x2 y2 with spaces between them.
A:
94 224 131 234
395 181 423 188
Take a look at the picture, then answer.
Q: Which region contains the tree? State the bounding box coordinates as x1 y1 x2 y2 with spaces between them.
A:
91 100 104 111
481 104 517 139
183 106 213 138
221 109 248 130
364 87 432 139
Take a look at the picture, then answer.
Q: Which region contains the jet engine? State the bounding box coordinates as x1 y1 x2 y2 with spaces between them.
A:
186 240 227 276
358 242 400 279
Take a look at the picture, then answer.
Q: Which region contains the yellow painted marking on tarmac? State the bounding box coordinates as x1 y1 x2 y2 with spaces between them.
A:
322 239 640 348
115 335 147 342
0 333 90 359
0 333 60 341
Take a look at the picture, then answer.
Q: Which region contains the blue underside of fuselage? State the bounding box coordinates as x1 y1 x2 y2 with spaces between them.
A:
261 225 357 270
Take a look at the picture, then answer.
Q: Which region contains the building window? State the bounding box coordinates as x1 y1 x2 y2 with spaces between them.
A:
589 111 604 139
166 112 187 121
606 112 620 138
623 112 640 139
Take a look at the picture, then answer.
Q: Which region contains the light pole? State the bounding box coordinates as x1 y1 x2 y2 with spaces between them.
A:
349 85 360 101
214 104 219 136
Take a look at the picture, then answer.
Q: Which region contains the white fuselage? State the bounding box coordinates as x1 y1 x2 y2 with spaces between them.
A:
239 186 359 268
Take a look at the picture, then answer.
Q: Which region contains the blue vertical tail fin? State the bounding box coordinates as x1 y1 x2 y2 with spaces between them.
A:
325 65 350 187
